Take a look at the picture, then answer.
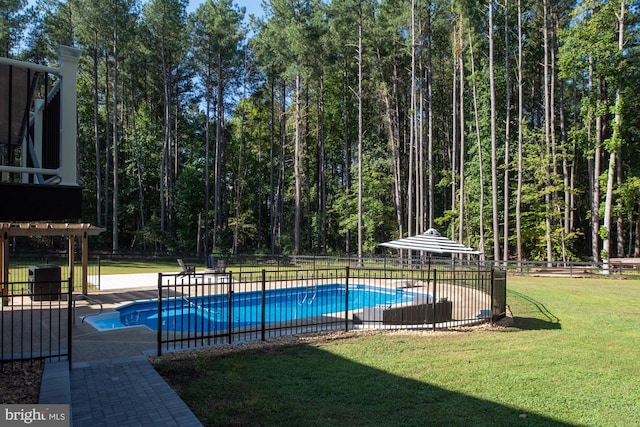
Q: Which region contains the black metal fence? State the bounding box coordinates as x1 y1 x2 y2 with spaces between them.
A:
4 252 101 291
156 266 504 355
6 247 638 363
0 278 71 364
11 250 635 280
181 253 640 279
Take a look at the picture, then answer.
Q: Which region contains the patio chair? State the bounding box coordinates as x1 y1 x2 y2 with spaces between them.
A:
177 258 195 275
214 260 226 273
205 256 226 273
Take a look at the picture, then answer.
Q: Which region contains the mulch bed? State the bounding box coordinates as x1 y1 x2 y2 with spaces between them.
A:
151 311 514 363
0 360 44 404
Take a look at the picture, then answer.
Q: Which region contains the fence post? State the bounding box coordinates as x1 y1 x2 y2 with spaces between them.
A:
490 268 497 325
67 277 73 369
261 269 266 342
344 266 350 332
432 269 437 331
156 273 162 356
491 268 496 325
227 275 233 345
569 262 573 277
1 230 8 306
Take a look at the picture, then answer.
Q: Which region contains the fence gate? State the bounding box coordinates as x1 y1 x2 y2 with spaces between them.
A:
1 278 71 364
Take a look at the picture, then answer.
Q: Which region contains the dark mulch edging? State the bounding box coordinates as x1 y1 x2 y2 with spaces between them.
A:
0 360 44 404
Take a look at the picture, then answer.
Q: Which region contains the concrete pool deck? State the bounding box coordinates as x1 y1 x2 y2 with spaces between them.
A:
90 272 160 290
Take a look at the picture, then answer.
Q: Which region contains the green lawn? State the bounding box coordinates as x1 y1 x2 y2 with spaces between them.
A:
152 275 640 426
93 259 182 275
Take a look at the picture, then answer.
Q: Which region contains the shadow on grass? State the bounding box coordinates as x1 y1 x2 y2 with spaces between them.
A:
155 342 578 427
509 290 562 330
512 316 562 330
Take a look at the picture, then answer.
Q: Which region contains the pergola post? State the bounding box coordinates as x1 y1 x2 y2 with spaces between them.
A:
82 231 88 294
68 234 75 292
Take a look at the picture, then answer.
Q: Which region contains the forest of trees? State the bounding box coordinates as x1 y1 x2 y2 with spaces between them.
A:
2 0 640 264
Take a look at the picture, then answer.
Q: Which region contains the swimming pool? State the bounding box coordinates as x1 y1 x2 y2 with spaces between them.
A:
86 284 429 332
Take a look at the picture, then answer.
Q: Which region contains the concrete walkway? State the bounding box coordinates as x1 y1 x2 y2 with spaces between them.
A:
39 284 203 427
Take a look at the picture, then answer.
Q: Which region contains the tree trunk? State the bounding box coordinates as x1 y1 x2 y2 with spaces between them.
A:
427 0 434 228
615 0 627 259
204 62 212 255
294 72 302 255
550 12 561 262
279 82 286 251
458 38 465 245
408 0 416 243
560 78 570 237
543 0 553 265
489 0 500 262
132 99 145 241
92 42 102 227
503 0 510 262
616 153 624 256
104 55 110 232
213 49 224 253
343 60 351 254
357 2 364 261
635 203 640 257
377 49 403 245
570 80 578 233
469 31 486 259
451 18 458 240
603 0 626 272
516 0 523 265
233 125 244 255
392 65 403 242
112 13 119 254
317 76 327 253
269 78 276 255
588 57 601 264
603 149 616 272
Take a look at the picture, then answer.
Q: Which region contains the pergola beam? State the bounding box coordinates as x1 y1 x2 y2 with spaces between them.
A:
0 223 105 300
0 223 104 237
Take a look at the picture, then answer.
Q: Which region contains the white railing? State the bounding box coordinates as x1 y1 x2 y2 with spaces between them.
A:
0 45 80 186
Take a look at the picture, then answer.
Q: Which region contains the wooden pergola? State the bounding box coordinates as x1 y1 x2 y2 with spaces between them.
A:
1 223 105 302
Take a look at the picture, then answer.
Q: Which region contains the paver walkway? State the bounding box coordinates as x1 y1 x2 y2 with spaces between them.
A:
40 356 202 427
38 284 203 427
70 356 201 427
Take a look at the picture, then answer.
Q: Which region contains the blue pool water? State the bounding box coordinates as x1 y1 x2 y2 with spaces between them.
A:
87 284 428 332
